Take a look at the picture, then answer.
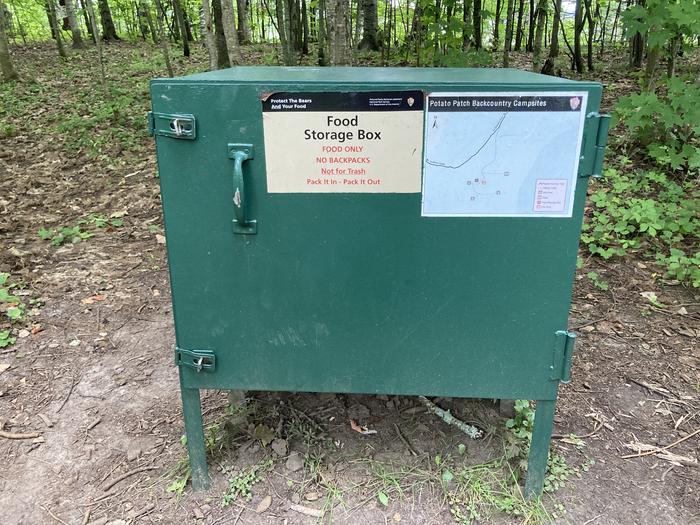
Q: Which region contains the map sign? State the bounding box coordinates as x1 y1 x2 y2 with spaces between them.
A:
421 92 588 217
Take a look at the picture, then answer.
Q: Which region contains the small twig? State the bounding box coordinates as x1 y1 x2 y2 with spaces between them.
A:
583 512 605 525
39 505 69 525
81 508 91 525
419 396 482 439
571 317 607 330
621 427 700 459
393 423 418 456
56 375 79 413
0 430 41 440
553 422 603 440
102 466 157 491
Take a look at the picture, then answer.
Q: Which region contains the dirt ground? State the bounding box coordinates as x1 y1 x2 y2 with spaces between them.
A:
0 43 698 525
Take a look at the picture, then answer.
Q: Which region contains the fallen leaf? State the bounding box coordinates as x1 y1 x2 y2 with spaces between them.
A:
30 325 43 335
18 329 30 338
155 234 166 244
304 492 319 501
110 210 128 218
69 339 81 347
0 363 10 374
676 307 688 315
255 495 272 514
81 295 106 305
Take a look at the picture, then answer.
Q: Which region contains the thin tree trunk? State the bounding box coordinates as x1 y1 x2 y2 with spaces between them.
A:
153 0 174 75
317 0 327 64
141 0 158 43
462 0 473 51
219 0 239 64
301 0 309 54
473 0 481 49
599 0 610 56
548 0 561 58
503 0 515 66
493 0 502 49
65 0 84 47
526 0 535 51
236 0 252 43
172 0 190 56
98 0 120 40
0 2 18 81
84 0 106 86
532 0 546 71
584 0 593 71
47 0 68 57
610 0 622 47
573 0 583 73
202 0 218 68
514 0 524 51
667 34 681 78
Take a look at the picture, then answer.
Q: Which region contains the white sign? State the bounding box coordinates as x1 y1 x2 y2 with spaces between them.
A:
422 91 588 217
262 91 424 193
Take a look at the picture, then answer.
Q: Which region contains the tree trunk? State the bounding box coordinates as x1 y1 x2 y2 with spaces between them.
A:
667 34 681 79
98 0 120 40
213 0 230 67
326 0 350 65
274 0 294 64
173 0 191 56
236 0 252 43
317 0 327 65
547 0 561 58
201 0 218 68
153 0 174 76
357 0 378 50
610 0 622 47
514 0 524 51
526 0 535 51
219 0 239 64
584 0 593 71
573 0 583 73
462 0 473 51
47 0 68 57
84 0 106 85
301 0 309 54
64 0 83 47
493 0 502 49
531 0 546 71
0 2 18 81
472 0 481 49
141 0 158 43
599 0 610 57
502 0 515 66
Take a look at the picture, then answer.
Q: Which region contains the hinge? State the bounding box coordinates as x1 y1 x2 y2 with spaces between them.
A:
581 112 611 178
175 347 216 372
550 330 576 383
147 112 197 140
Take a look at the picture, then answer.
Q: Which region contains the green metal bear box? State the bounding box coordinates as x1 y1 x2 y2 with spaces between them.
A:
149 66 609 498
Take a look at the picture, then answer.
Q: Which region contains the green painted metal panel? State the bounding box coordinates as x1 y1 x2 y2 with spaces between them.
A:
151 68 601 401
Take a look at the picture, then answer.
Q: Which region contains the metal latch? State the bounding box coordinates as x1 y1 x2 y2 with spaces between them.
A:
550 330 576 383
148 112 197 140
175 347 216 372
582 112 611 178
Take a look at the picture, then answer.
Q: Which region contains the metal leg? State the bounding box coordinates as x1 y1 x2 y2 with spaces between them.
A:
179 370 210 491
524 399 556 500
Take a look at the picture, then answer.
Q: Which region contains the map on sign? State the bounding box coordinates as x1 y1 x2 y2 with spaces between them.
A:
421 92 588 217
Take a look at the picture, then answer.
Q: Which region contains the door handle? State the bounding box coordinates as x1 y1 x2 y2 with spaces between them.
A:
227 144 256 235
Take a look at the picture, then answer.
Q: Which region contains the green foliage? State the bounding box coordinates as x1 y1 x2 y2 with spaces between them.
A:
38 225 93 246
505 400 534 440
622 0 700 52
0 273 24 323
39 214 125 246
586 272 609 291
0 329 16 348
221 458 274 506
615 77 700 172
656 249 700 287
581 168 699 285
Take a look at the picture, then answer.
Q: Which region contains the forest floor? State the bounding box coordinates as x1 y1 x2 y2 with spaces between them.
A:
0 42 698 525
